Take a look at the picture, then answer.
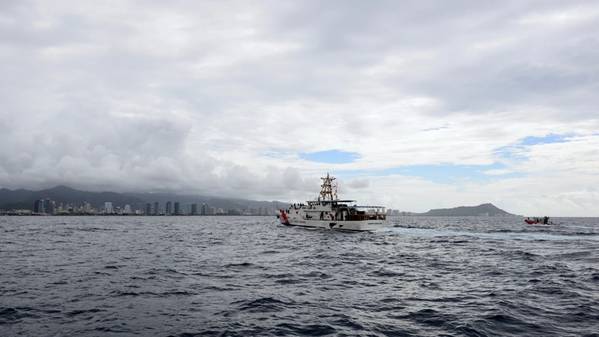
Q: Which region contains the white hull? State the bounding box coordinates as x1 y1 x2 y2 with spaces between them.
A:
283 218 386 231
279 173 388 232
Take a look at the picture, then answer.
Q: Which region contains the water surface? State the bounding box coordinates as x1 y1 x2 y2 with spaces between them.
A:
1 216 598 336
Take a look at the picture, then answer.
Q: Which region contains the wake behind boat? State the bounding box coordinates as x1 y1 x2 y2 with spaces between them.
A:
278 173 387 231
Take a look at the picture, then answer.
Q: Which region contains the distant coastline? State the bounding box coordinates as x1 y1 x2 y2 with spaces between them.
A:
0 185 286 217
0 212 270 217
0 185 517 217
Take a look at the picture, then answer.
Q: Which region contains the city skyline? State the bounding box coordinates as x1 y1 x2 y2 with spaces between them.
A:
0 185 284 216
1 1 599 216
6 197 277 217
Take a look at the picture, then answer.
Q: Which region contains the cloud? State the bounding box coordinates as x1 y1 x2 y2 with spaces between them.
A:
345 178 370 190
1 1 599 215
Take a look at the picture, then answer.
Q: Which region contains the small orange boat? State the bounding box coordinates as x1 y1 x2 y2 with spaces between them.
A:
525 217 552 225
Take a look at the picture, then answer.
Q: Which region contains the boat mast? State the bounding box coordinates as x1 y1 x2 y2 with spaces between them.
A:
319 173 337 201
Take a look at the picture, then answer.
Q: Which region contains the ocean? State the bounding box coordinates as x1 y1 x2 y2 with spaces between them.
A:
1 216 598 336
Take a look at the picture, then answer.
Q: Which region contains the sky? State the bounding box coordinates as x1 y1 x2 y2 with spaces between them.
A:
1 0 599 216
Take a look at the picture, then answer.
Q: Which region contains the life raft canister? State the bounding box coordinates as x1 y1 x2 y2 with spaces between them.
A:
279 209 289 225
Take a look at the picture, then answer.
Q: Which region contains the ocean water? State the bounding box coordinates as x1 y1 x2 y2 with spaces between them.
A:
1 216 598 337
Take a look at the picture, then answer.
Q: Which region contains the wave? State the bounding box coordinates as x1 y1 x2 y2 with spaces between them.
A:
232 297 298 313
272 322 337 336
385 226 599 241
65 308 103 317
223 262 260 268
0 306 62 325
0 307 38 324
369 267 404 277
110 289 196 297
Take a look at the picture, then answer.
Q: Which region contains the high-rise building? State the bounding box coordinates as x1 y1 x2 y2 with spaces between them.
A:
45 199 55 215
201 203 207 215
33 199 44 213
153 202 159 215
123 204 132 214
191 203 198 215
165 201 172 215
104 202 113 214
145 203 152 215
83 202 92 214
174 202 180 215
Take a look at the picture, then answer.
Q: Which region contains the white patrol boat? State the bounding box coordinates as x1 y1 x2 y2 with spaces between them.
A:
278 173 387 231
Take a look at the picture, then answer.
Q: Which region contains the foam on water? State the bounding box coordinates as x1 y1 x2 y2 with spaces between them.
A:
386 226 599 241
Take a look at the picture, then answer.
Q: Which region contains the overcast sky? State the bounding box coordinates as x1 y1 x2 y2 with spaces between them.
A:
1 1 599 215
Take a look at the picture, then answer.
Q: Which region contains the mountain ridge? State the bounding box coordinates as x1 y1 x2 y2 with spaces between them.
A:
0 186 514 216
418 203 515 216
0 186 287 212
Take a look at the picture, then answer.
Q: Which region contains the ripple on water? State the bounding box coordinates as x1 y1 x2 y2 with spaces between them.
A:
0 307 39 324
233 297 299 313
1 216 598 336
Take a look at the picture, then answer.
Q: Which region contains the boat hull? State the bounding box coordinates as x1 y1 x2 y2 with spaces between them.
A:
525 219 553 225
283 218 386 231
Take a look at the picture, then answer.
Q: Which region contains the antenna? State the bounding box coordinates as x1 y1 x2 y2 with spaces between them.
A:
333 180 338 200
319 173 337 201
